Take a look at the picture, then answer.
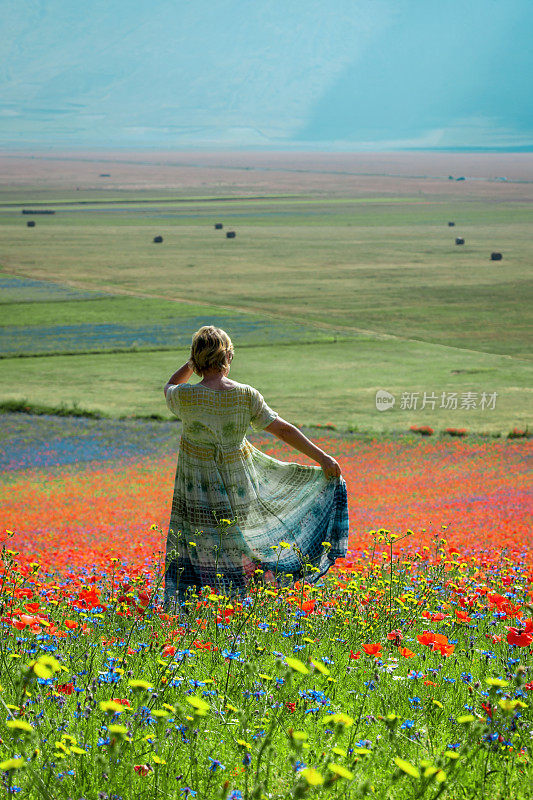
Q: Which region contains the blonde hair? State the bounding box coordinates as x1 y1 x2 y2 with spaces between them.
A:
189 326 234 376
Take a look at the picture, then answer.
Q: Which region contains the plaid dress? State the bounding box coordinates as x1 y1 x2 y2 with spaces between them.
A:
164 381 349 605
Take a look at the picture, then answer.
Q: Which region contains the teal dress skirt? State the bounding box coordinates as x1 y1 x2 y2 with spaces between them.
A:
164 381 349 605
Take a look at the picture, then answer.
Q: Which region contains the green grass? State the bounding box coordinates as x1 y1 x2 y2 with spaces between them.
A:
0 296 343 357
0 398 103 418
1 198 531 357
1 546 532 800
0 194 531 433
0 339 529 434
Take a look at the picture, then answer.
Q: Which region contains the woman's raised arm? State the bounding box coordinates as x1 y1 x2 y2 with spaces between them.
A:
163 361 193 398
264 417 342 479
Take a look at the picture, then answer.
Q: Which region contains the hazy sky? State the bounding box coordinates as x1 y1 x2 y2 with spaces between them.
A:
1 0 531 149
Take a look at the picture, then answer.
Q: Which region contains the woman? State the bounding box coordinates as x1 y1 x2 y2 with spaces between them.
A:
163 325 349 610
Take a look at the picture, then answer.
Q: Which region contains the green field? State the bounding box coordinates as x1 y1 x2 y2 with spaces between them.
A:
1 192 531 434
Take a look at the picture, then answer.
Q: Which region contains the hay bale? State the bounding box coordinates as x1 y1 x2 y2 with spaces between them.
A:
214 223 223 230
455 237 465 245
26 220 36 228
22 209 55 215
153 236 163 243
490 252 502 261
448 221 455 226
226 231 236 239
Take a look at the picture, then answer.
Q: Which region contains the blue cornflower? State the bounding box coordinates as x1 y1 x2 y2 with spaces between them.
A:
355 739 372 749
401 720 415 730
408 697 421 706
208 758 226 772
222 650 241 660
180 789 197 798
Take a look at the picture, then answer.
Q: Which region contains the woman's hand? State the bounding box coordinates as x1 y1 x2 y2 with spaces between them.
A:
319 454 342 480
264 418 343 479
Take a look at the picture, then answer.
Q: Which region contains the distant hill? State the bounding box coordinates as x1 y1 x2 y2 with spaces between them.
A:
1 0 531 149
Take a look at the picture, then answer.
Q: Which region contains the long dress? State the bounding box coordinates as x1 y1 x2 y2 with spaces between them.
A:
164 381 349 605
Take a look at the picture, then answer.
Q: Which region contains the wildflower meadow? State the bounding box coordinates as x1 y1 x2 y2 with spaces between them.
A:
0 428 532 800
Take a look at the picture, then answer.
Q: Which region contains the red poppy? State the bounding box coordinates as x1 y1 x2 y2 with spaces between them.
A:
362 643 382 657
56 683 74 695
134 765 152 776
422 611 447 622
17 614 37 629
64 620 78 630
399 647 416 658
285 702 296 713
387 629 403 645
432 642 455 657
507 628 533 647
193 640 213 651
112 698 131 707
216 608 235 624
349 650 361 660
488 594 507 608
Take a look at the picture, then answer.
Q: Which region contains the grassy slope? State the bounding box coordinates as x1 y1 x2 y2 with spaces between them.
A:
0 339 529 434
1 199 531 356
0 196 531 433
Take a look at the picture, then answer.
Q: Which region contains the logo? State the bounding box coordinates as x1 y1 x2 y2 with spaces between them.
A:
375 390 395 411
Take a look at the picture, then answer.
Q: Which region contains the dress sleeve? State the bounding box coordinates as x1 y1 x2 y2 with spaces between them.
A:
165 384 181 418
249 387 278 431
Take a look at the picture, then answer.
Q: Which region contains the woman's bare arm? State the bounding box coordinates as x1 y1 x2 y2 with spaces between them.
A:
264 417 341 478
164 361 193 398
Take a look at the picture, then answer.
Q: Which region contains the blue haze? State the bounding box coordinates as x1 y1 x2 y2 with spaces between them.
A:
1 0 531 149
